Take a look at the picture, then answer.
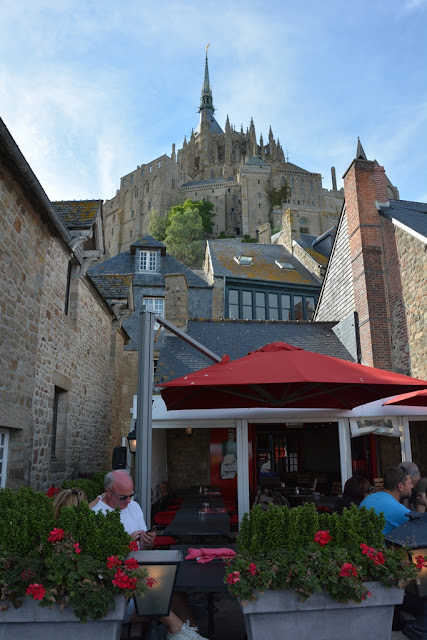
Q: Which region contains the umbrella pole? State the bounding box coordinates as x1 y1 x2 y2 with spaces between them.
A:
338 418 352 487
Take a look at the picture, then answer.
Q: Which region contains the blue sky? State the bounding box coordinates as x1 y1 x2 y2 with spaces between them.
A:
1 0 426 202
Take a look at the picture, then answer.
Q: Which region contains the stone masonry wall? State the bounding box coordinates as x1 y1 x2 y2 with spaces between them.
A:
0 160 124 490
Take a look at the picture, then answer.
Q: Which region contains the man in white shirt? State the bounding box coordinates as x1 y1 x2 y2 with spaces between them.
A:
92 470 207 640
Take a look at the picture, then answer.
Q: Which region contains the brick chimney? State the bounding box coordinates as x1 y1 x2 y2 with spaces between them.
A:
164 273 188 331
343 157 392 369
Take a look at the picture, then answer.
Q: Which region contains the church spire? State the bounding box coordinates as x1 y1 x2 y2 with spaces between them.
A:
199 44 215 114
356 137 367 160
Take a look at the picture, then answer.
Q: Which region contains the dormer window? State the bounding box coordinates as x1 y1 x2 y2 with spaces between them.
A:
275 260 295 270
234 255 253 266
139 250 157 272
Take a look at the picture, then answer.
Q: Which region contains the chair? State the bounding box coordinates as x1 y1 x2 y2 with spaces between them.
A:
152 535 177 549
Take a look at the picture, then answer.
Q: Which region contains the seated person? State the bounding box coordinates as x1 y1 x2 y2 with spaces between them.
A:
53 487 103 519
398 461 427 513
359 466 413 534
333 476 371 515
92 470 207 640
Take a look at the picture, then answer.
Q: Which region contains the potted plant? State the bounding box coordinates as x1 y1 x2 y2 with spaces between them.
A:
0 487 152 639
225 502 426 640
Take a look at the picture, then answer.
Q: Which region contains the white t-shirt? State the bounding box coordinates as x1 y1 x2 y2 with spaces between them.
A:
91 499 147 535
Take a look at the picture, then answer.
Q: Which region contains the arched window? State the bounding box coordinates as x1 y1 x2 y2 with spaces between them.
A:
299 216 309 234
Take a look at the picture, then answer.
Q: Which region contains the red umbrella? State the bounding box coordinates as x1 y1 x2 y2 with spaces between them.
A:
159 342 427 411
383 389 427 407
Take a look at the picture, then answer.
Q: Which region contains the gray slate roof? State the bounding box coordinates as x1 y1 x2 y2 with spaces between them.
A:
130 235 166 253
182 177 235 188
207 240 321 286
379 200 427 240
88 274 132 300
52 200 102 230
155 319 353 385
295 228 336 262
88 237 211 289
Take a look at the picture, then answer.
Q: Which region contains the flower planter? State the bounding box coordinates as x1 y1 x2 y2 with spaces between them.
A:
239 582 404 640
0 595 126 640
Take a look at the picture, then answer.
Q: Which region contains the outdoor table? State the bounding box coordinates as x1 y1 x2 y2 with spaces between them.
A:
162 507 230 537
180 495 225 509
181 487 221 498
171 544 237 639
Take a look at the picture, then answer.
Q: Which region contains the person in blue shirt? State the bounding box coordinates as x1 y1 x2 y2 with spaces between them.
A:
359 466 414 534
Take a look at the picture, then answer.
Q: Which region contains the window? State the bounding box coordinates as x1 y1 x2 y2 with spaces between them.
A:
172 179 176 189
158 160 161 168
149 165 153 173
255 292 265 319
0 429 9 488
294 295 304 321
148 202 152 211
145 183 149 193
275 260 295 270
141 168 144 176
281 294 291 320
242 291 252 319
131 210 135 218
51 387 67 463
144 297 164 316
305 297 315 321
131 175 134 183
300 217 309 234
229 290 239 318
134 187 138 199
234 255 253 265
268 293 279 319
139 250 157 271
64 262 72 315
123 179 126 187
130 230 133 238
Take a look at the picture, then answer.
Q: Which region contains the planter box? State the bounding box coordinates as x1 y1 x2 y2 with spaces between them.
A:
0 595 126 640
239 582 404 640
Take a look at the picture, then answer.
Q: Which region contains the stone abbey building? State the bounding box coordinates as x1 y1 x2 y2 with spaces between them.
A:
104 52 345 257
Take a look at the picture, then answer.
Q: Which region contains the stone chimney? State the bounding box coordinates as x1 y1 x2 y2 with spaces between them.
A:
277 208 298 252
343 157 392 369
257 222 271 244
164 273 188 331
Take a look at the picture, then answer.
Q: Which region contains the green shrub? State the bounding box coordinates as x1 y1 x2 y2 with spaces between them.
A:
56 501 130 562
61 471 107 502
0 487 55 556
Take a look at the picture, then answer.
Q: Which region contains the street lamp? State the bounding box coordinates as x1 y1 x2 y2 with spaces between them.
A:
127 428 137 454
129 549 183 639
385 512 427 639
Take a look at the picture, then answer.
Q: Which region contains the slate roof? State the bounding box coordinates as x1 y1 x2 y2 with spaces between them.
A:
154 318 354 385
244 156 269 166
88 237 211 289
207 240 320 286
88 274 132 300
181 177 235 188
52 200 101 230
294 228 336 266
130 235 166 253
379 200 427 240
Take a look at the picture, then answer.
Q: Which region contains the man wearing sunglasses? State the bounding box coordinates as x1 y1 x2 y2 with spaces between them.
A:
359 466 414 534
398 461 427 513
92 469 155 549
92 469 208 640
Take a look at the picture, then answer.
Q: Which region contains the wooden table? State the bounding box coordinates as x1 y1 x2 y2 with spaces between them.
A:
163 507 230 537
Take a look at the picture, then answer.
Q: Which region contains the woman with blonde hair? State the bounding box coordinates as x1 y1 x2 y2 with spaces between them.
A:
53 487 103 519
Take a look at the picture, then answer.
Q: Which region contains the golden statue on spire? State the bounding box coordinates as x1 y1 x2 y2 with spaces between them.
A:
206 43 210 52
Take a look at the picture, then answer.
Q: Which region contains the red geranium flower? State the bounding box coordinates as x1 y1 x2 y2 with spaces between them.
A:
112 568 137 590
128 540 139 552
48 528 65 543
146 577 157 588
226 571 241 585
46 486 60 498
73 542 82 554
340 563 358 578
107 556 122 569
26 583 46 601
124 558 140 570
314 530 332 546
248 563 257 576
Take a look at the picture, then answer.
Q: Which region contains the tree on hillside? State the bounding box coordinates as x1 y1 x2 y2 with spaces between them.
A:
149 198 215 267
165 206 205 267
148 209 167 241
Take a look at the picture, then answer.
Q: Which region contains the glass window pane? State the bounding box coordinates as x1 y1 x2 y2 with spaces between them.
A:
268 294 278 309
269 308 279 320
255 292 265 319
281 295 291 320
242 291 252 305
242 305 252 319
294 296 303 321
305 297 315 321
229 304 239 318
229 290 239 304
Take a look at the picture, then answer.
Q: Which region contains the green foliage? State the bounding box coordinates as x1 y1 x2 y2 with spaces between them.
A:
0 487 55 556
148 208 167 241
56 501 130 562
165 206 205 267
0 489 149 622
241 234 257 243
60 472 107 502
167 199 214 235
270 181 291 209
227 503 421 604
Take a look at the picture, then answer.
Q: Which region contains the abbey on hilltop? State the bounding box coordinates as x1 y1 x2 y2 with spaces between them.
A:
103 50 346 258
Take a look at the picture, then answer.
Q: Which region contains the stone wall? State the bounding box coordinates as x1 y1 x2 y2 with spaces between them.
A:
0 157 125 490
166 428 211 491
